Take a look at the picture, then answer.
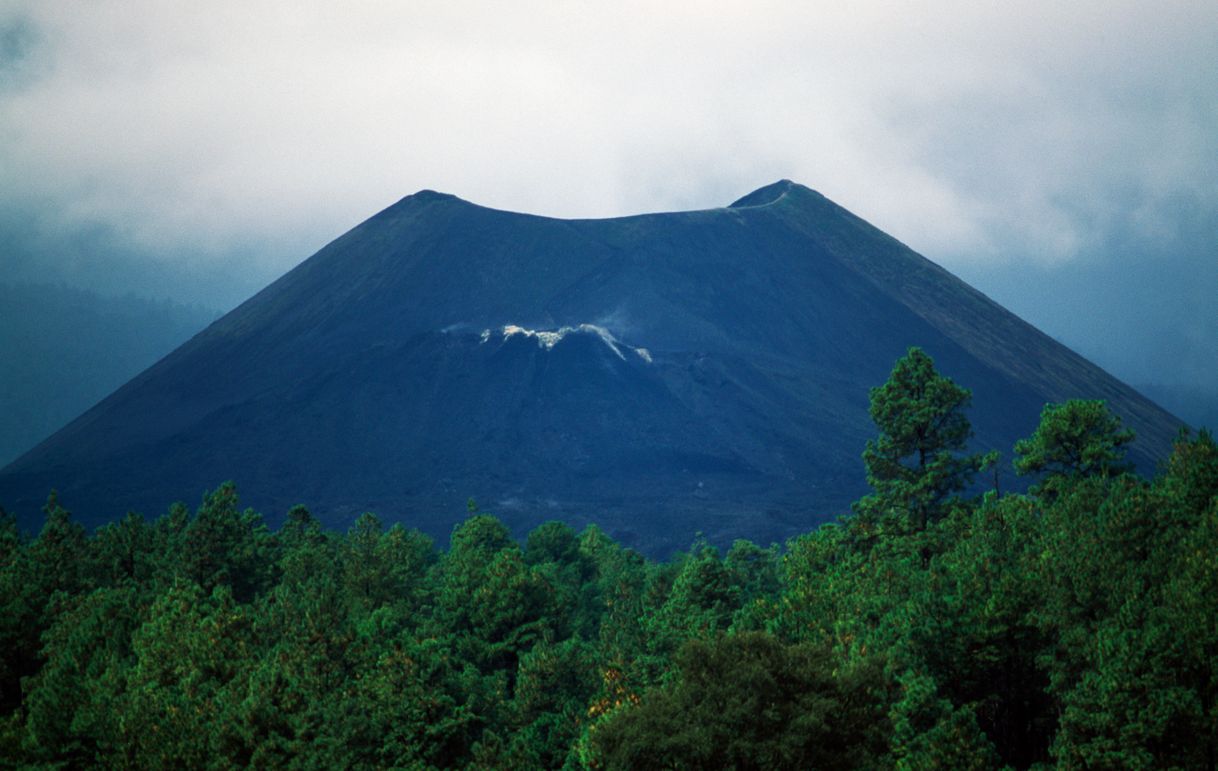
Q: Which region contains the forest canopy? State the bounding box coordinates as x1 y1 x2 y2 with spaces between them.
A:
1 348 1214 769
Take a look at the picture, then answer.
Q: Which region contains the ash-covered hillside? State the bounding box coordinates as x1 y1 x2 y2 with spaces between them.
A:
0 181 1182 553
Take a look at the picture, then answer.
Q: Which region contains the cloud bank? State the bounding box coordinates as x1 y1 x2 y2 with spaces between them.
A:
1 1 1215 391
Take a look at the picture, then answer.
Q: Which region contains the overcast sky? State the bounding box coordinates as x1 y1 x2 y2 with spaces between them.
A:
2 1 1215 396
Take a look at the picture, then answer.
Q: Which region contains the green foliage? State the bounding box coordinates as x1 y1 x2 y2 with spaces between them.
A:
646 542 742 653
340 512 434 617
856 347 984 533
508 638 599 768
888 670 999 770
1015 399 1135 493
1 353 1213 768
91 512 158 588
23 585 142 764
29 491 91 598
182 482 273 601
1033 429 1218 768
124 581 254 767
926 497 1055 765
589 632 887 769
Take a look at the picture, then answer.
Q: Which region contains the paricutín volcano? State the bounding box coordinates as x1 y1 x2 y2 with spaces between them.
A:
0 181 1182 553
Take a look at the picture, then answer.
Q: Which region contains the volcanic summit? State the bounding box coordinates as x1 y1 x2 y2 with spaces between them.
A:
0 181 1182 553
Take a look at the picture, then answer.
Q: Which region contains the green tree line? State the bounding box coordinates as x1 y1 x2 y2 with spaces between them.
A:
1 348 1214 768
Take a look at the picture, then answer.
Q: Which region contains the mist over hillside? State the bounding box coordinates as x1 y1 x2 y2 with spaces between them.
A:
0 283 218 465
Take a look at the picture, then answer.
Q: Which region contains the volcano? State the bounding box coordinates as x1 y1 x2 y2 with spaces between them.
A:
0 181 1183 553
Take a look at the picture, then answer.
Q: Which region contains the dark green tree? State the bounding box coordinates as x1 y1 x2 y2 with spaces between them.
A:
340 512 434 617
237 572 353 766
181 483 272 601
432 515 558 682
588 633 887 769
0 493 91 719
925 495 1055 765
723 539 782 631
342 619 477 768
27 491 91 598
525 520 600 642
1014 399 1134 493
888 670 999 770
91 512 157 588
122 582 254 767
856 347 984 534
22 585 143 765
524 520 582 566
506 637 600 768
645 541 755 657
1038 430 1218 767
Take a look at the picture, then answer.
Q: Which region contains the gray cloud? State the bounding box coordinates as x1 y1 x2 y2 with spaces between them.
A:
959 192 1218 390
1 1 1215 403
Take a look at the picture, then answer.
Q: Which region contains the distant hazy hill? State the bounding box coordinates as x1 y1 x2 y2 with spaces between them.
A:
0 182 1185 554
0 283 217 466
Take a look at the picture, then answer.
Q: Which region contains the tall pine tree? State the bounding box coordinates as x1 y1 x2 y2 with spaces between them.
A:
855 347 985 533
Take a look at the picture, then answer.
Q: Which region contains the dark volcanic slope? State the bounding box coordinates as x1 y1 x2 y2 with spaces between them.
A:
0 181 1182 553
